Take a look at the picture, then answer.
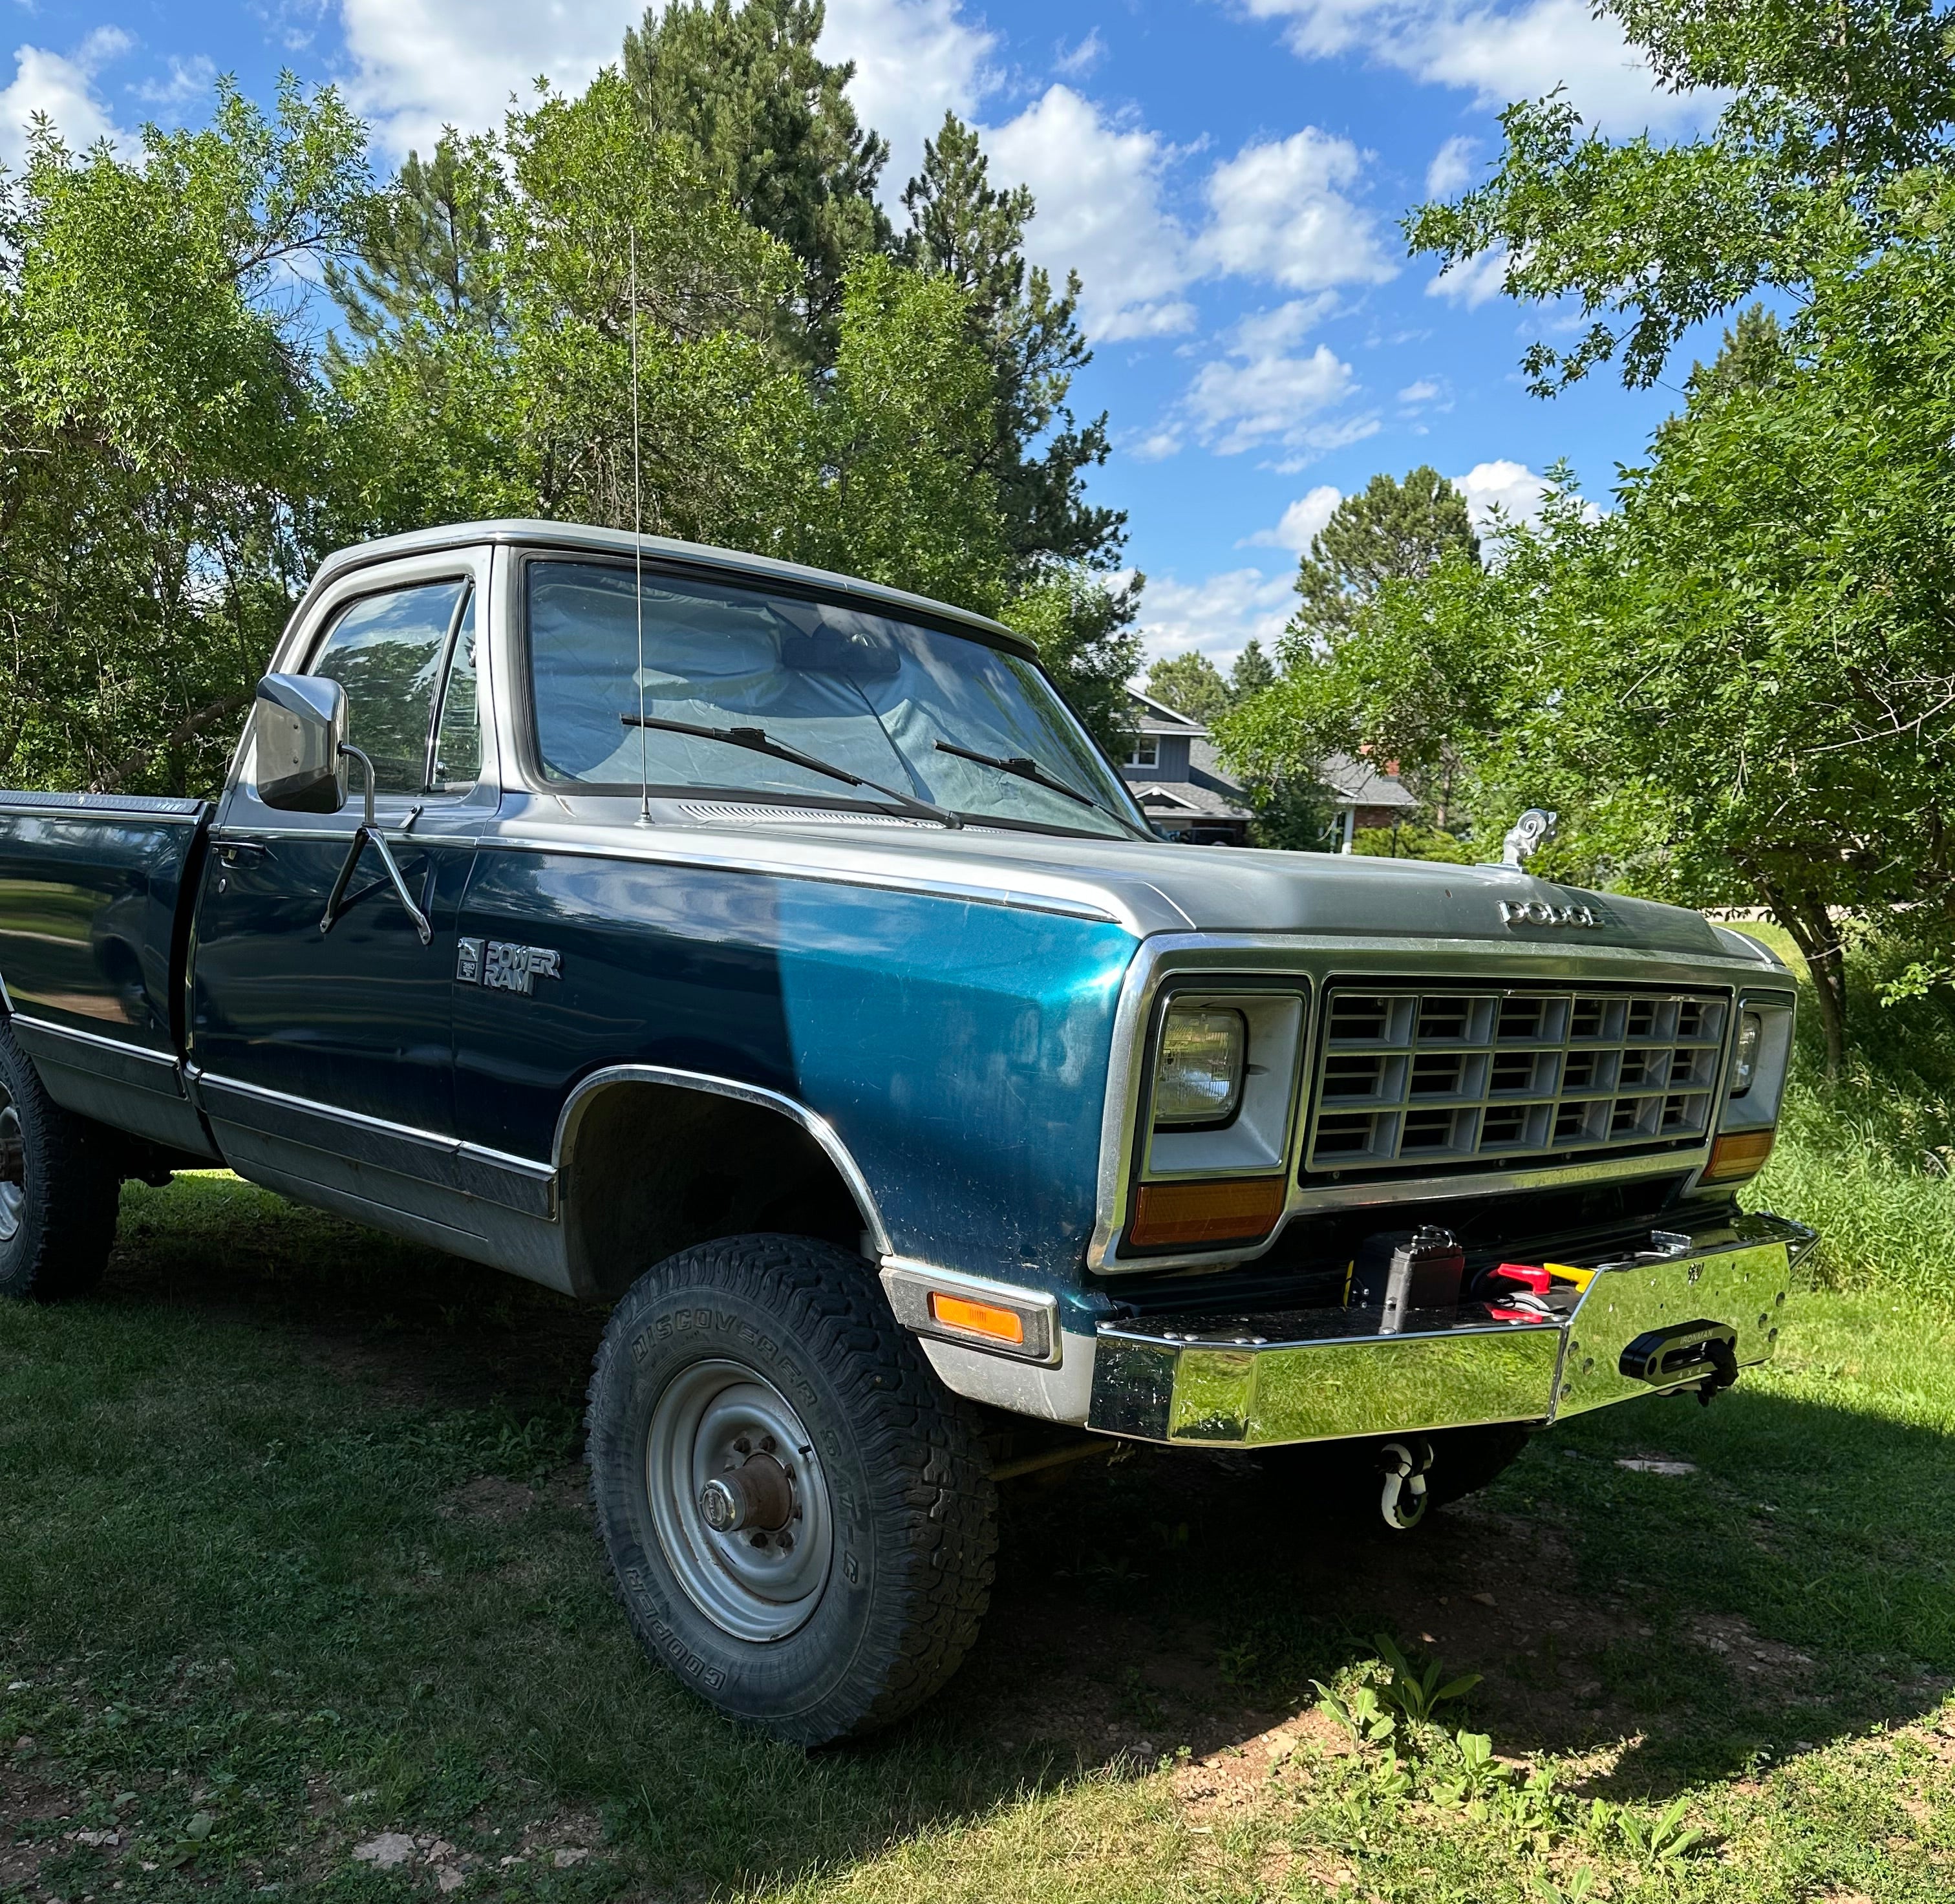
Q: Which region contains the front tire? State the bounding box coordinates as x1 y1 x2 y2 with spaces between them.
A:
586 1234 998 1744
0 1018 119 1302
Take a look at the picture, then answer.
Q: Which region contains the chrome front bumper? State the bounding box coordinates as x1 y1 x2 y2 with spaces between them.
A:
1089 1211 1813 1446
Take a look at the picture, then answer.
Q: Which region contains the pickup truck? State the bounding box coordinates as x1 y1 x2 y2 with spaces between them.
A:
0 519 1811 1744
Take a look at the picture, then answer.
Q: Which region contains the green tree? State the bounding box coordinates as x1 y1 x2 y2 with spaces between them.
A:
1230 637 1275 700
1408 0 1955 392
623 0 888 357
901 112 1124 575
1 77 372 793
1004 568 1143 759
1289 467 1479 650
1144 650 1231 724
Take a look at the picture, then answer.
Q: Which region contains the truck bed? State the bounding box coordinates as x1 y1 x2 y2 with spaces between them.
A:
0 790 215 1158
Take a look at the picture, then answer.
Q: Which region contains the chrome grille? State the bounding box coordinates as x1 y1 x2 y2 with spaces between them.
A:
1304 985 1728 1174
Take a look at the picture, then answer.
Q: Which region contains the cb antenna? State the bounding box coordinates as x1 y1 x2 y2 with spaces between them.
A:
631 226 650 826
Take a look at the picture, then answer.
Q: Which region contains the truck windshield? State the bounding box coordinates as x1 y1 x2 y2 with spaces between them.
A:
526 560 1148 839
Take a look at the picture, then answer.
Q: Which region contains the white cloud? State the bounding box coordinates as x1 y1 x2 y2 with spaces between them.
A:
1397 377 1441 403
1427 244 1510 307
0 28 133 169
1054 28 1106 78
1451 458 1549 533
1244 0 1718 136
1135 566 1296 669
1243 484 1341 552
336 0 994 182
1182 299 1359 455
987 85 1195 341
1424 131 1475 197
136 54 218 110
1196 128 1397 292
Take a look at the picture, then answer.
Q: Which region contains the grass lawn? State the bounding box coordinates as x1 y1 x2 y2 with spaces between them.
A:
3 1170 1954 1903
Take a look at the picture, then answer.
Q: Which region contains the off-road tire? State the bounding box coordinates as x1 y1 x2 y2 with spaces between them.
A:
0 1016 120 1301
586 1233 998 1744
1259 1423 1533 1530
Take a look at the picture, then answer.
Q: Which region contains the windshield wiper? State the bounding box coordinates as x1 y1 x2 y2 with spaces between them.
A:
621 714 961 829
934 740 1150 839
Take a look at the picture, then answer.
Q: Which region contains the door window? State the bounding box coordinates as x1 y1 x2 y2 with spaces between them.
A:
306 579 471 796
431 590 481 793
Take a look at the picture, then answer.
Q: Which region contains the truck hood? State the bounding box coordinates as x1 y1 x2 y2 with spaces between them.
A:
586 805 1769 963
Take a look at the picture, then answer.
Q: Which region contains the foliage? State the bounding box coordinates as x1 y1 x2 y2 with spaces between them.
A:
1143 650 1230 724
1371 1633 1481 1723
1288 465 1480 650
0 77 372 794
623 0 889 358
1352 822 1477 863
901 112 1124 576
1003 567 1143 758
1409 0 1955 392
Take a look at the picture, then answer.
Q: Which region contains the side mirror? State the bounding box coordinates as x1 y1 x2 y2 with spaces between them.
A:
254 674 348 814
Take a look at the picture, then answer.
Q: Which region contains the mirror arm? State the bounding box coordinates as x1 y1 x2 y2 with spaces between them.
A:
319 744 434 947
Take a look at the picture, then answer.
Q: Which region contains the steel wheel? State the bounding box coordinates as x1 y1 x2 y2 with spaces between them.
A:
0 1083 24 1246
643 1358 835 1643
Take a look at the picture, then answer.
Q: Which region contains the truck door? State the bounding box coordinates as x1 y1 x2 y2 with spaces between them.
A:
189 553 494 1226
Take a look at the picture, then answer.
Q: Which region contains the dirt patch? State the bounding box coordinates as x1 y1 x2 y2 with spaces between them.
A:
0 1765 72 1890
1683 1614 1816 1695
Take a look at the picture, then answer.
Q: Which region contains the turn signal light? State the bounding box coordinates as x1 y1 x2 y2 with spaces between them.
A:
1129 1175 1287 1247
927 1292 1026 1345
1702 1128 1775 1184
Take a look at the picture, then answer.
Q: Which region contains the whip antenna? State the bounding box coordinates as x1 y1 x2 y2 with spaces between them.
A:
631 226 650 825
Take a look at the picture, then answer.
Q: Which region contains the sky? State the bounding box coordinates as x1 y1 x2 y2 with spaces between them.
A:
1 0 1723 669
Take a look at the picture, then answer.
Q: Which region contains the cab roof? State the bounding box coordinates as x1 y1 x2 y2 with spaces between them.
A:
313 519 1038 659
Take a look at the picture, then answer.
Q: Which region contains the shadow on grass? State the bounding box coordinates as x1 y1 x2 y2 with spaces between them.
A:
0 1173 1949 1893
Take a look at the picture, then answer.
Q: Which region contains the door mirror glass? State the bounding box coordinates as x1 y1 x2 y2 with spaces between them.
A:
254 673 349 813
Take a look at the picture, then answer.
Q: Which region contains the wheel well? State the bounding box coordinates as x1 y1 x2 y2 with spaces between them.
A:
559 1081 877 1301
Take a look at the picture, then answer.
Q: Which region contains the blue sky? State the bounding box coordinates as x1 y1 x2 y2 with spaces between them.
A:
2 0 1721 667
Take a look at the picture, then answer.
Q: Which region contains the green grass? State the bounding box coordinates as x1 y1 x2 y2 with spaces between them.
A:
3 1170 1954 1901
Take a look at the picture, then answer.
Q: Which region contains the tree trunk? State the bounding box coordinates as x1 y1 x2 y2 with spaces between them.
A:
1760 878 1847 1076
90 692 251 797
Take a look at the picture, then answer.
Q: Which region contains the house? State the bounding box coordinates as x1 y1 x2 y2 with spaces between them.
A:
1115 688 1420 849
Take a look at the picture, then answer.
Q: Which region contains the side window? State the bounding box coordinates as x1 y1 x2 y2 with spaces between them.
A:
307 580 467 796
431 590 480 794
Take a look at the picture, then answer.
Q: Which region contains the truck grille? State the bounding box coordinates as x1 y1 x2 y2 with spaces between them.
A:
1303 984 1729 1175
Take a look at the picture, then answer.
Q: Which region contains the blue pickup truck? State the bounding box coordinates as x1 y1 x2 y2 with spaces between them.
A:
0 519 1810 1742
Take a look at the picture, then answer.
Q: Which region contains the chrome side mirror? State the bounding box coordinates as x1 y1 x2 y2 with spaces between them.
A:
254 674 348 814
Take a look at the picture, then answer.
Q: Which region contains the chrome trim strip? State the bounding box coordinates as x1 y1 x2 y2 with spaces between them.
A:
8 1012 179 1067
473 828 1128 926
9 1013 187 1099
551 1064 893 1257
0 793 208 823
192 1071 557 1218
879 1258 1061 1365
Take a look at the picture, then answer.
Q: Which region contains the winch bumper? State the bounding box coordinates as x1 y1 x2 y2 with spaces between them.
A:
1088 1211 1814 1447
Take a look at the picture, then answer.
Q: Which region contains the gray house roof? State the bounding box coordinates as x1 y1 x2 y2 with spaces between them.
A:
1319 750 1422 812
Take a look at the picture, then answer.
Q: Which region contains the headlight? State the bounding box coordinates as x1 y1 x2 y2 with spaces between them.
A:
1154 1007 1246 1127
1729 1011 1762 1097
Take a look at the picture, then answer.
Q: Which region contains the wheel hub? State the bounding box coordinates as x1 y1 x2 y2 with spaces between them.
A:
0 1087 24 1246
645 1360 834 1642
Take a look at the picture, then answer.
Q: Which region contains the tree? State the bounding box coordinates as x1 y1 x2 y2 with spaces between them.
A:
1289 467 1479 650
323 133 505 350
1408 0 1955 392
1004 568 1143 760
623 0 888 358
0 77 372 794
1144 651 1231 724
901 112 1124 575
1230 638 1275 700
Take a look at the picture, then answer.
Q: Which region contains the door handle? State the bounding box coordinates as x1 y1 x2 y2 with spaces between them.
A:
217 839 270 865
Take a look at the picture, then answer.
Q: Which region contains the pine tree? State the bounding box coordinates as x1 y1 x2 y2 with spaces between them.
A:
323 133 505 350
901 112 1125 575
1230 637 1275 700
1144 651 1231 724
1288 467 1479 652
623 0 889 357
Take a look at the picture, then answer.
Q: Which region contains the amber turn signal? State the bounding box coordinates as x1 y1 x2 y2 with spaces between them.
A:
1129 1175 1287 1248
1702 1128 1775 1183
927 1291 1027 1345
